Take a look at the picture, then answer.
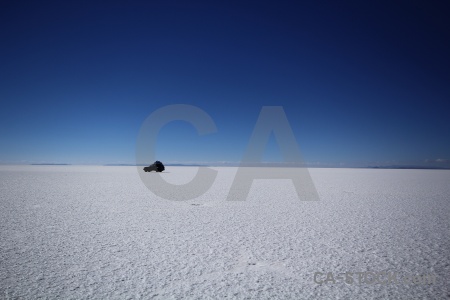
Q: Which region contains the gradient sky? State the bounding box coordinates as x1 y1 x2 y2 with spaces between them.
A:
1 1 449 167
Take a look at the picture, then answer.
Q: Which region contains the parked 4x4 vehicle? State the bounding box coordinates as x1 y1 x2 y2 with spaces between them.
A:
143 161 165 172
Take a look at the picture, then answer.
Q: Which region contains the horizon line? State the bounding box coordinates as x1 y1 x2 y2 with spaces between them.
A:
0 162 447 170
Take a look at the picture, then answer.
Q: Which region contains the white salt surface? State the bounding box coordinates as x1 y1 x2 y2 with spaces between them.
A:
1 166 449 299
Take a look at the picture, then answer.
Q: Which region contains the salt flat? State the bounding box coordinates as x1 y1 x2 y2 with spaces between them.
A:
1 166 449 299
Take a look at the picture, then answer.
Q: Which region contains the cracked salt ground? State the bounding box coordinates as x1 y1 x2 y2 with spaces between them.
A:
1 165 449 299
231 248 296 278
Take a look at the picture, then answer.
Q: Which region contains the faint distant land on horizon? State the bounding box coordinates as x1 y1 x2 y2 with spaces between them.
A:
21 162 450 170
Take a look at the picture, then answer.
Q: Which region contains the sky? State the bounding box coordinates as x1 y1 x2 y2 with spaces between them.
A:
1 0 449 167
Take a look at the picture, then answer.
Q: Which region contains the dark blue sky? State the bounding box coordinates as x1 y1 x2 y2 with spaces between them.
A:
1 1 449 167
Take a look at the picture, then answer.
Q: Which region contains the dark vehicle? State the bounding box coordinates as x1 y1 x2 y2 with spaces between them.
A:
143 161 165 172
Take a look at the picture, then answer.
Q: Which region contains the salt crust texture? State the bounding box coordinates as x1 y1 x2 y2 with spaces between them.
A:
1 166 449 299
